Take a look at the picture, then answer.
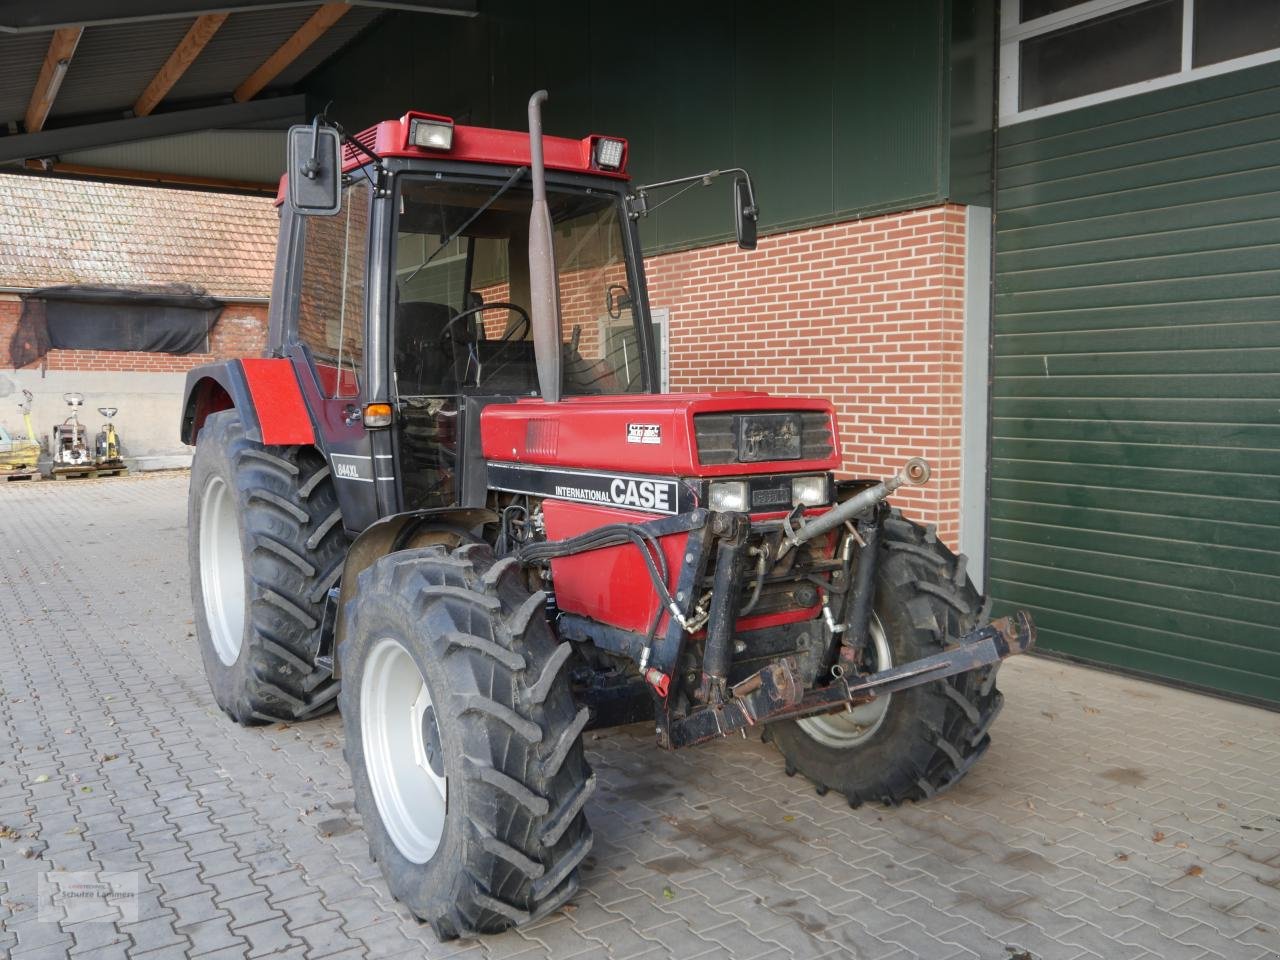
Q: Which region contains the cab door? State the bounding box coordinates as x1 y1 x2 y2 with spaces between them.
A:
286 177 383 533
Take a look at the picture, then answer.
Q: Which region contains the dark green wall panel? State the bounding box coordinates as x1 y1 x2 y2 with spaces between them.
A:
990 61 1280 703
303 1 986 252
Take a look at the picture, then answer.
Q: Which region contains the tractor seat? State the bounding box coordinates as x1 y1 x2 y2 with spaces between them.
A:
394 300 458 396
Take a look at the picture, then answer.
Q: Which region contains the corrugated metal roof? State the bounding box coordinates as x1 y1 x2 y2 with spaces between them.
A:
0 33 52 126
52 20 194 121
0 5 385 130
166 6 381 103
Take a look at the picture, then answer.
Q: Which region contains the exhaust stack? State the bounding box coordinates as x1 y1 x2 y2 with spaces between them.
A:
527 90 563 404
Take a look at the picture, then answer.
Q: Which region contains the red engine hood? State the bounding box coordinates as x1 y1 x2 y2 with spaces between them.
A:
480 392 841 477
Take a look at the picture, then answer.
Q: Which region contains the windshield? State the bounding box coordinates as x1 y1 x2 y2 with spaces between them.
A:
393 176 646 399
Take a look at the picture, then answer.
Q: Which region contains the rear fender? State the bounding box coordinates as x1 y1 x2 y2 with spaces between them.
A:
181 362 254 445
180 359 317 447
331 506 499 678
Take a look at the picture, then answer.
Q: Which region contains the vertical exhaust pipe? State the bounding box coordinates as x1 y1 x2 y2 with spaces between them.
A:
527 90 563 404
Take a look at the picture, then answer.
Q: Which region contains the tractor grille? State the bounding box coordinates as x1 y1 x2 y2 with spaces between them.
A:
694 411 834 465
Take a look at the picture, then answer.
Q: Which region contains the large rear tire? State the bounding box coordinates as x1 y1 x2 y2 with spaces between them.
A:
338 543 593 939
188 410 345 724
766 509 1003 806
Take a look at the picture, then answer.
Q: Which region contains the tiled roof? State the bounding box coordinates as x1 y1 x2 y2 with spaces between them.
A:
0 174 279 300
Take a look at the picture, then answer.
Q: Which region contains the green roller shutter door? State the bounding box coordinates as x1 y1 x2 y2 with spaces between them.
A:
991 61 1280 704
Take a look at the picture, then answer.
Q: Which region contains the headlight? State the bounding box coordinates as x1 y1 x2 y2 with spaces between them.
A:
792 475 828 507
409 117 454 150
708 480 749 512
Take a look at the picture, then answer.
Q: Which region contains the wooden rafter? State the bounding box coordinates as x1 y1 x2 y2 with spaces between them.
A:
24 27 83 133
133 13 229 118
232 3 350 103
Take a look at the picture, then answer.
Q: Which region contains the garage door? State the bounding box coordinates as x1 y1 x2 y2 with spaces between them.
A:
990 61 1280 704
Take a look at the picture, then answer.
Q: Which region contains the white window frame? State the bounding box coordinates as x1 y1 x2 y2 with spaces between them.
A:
597 306 668 392
1000 0 1280 126
651 307 670 392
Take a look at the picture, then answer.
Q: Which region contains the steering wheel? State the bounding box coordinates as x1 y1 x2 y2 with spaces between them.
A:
437 302 531 347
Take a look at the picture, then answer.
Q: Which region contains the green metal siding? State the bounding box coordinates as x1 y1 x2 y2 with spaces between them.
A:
991 62 1280 703
302 1 979 252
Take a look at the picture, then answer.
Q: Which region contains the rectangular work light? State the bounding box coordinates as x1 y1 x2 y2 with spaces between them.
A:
593 137 626 170
409 117 454 151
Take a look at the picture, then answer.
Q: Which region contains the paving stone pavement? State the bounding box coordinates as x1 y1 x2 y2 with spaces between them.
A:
1 472 1277 960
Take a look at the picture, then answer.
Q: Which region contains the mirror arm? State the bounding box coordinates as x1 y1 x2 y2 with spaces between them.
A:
626 166 757 219
302 114 323 180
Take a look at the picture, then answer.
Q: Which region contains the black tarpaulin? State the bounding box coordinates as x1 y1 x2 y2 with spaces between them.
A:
9 283 224 368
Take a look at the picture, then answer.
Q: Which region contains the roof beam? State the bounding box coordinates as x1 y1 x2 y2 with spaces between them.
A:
24 27 83 133
22 159 275 194
232 3 352 103
0 2 475 34
133 13 229 117
0 94 306 164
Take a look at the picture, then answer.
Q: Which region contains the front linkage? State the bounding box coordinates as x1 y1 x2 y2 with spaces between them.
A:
526 458 1036 750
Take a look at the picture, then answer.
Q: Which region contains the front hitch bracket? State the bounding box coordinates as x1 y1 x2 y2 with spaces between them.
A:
666 610 1036 749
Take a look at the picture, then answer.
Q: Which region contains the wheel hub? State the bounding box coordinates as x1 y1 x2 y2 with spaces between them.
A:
362 638 447 864
797 614 893 749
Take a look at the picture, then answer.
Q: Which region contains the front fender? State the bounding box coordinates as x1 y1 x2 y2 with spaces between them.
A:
331 506 499 678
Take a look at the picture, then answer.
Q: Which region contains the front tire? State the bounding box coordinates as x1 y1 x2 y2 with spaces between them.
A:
188 410 346 724
766 509 1003 806
338 543 594 939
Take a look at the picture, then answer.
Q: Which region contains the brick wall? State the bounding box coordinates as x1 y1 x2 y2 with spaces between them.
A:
0 299 268 372
0 298 19 364
647 203 968 545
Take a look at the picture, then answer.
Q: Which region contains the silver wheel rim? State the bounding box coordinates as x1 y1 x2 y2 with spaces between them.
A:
199 476 246 667
798 614 893 748
361 637 447 864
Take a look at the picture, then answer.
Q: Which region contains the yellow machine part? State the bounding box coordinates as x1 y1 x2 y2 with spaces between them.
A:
0 438 40 471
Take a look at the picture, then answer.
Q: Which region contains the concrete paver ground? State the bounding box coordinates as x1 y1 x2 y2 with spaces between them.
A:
1 472 1277 960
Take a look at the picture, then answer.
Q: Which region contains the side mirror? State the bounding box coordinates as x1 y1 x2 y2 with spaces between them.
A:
286 122 343 216
734 175 758 251
606 283 632 320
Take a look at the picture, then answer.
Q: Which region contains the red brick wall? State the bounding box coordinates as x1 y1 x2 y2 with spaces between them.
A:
0 298 20 364
0 300 268 372
647 203 968 545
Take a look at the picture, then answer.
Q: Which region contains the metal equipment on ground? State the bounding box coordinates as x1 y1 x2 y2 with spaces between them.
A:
50 393 127 479
0 390 41 481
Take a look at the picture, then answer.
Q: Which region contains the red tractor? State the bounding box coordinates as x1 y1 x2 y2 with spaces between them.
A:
181 93 1034 938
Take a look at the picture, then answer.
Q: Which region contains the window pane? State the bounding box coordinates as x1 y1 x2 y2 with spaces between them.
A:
1193 0 1280 66
297 181 370 398
393 178 645 399
1019 0 1182 110
1020 0 1093 23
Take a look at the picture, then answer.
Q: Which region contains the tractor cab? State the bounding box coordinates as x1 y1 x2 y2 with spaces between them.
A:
269 107 708 527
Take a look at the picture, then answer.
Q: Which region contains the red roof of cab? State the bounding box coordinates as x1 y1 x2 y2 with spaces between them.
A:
275 111 629 204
